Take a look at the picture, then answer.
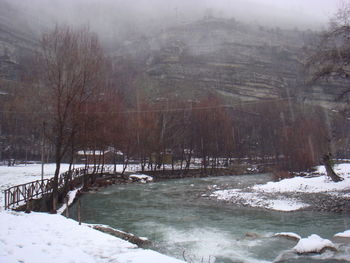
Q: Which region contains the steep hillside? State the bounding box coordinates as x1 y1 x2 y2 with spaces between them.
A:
113 18 349 108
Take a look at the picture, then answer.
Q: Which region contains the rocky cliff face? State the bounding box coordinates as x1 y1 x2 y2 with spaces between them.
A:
114 18 349 108
0 2 348 109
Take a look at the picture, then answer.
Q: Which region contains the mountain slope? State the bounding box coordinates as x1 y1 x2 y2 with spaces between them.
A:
114 18 349 108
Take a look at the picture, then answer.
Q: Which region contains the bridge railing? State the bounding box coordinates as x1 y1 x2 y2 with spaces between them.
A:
4 166 108 210
4 179 52 209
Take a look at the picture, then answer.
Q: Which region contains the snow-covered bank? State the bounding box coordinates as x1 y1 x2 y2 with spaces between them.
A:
211 163 350 212
211 189 309 211
0 211 184 263
252 171 350 194
0 164 185 263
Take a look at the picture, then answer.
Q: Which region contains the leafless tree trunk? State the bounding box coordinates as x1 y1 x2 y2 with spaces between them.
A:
323 154 343 182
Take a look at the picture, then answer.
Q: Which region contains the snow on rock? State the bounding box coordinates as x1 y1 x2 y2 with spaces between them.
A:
129 174 153 183
0 211 185 263
274 232 301 241
293 234 336 254
334 230 350 238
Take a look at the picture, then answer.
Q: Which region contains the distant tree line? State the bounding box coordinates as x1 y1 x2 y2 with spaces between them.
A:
2 78 347 175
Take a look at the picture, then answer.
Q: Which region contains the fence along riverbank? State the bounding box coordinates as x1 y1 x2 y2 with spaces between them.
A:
4 166 109 210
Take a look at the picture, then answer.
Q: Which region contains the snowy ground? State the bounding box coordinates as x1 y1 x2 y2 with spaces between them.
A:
0 211 185 263
211 163 350 212
0 163 184 263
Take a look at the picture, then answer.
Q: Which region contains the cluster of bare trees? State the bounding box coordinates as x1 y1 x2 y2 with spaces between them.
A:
72 94 236 173
67 94 334 174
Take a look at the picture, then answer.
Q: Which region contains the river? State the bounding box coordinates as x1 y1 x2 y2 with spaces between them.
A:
69 174 350 263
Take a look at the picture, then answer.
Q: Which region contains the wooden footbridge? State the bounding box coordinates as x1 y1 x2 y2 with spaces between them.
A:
4 166 109 210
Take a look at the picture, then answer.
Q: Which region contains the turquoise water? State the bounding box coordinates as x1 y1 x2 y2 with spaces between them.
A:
69 175 350 263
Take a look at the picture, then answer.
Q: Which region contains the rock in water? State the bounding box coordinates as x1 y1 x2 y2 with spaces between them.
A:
274 232 301 242
293 234 337 254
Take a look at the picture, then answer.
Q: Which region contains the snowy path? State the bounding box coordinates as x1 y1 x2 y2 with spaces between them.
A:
0 164 185 263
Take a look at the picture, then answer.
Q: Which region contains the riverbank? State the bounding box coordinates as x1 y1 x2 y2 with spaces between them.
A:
0 163 185 263
210 163 350 212
139 165 266 180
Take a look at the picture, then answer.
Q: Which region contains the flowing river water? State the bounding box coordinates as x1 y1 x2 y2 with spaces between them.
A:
69 174 350 263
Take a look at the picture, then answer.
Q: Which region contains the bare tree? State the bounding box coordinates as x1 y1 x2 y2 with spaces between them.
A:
307 2 350 96
306 3 350 182
34 25 108 211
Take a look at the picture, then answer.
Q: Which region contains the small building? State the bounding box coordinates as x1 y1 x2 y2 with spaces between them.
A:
76 149 123 164
151 149 173 165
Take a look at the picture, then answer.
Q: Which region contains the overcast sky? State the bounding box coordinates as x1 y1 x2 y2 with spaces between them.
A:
191 0 341 29
7 0 346 37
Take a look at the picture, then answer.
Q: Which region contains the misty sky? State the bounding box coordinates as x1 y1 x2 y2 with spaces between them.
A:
6 0 346 41
199 0 340 29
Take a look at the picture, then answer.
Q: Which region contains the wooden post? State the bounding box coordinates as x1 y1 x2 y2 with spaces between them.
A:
77 199 81 225
25 199 31 213
65 197 69 218
41 122 45 182
4 190 7 210
25 188 31 213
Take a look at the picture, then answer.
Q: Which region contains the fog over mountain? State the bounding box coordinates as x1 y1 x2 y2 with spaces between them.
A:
2 0 341 44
